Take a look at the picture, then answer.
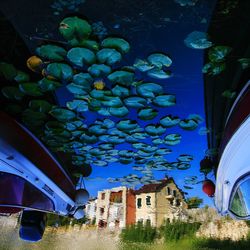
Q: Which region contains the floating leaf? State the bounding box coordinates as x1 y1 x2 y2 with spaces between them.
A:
66 83 89 95
67 47 96 67
147 53 172 68
160 115 180 127
208 46 232 62
0 62 17 80
177 154 193 162
38 78 61 92
88 64 111 77
29 100 52 113
117 120 138 131
19 83 43 96
238 58 250 69
165 134 181 145
112 85 130 97
202 62 226 76
46 63 73 81
1 86 25 100
14 70 30 83
184 31 212 49
145 124 166 136
133 59 154 72
109 106 129 117
66 99 88 112
101 96 123 107
93 160 108 167
188 114 204 124
101 37 130 54
153 95 176 107
108 70 134 86
50 108 76 122
73 73 93 85
179 119 198 130
22 109 47 127
147 68 172 79
97 48 122 65
138 108 158 120
36 44 67 61
124 96 147 108
222 90 236 99
80 134 98 144
59 17 91 41
198 127 210 135
136 83 163 98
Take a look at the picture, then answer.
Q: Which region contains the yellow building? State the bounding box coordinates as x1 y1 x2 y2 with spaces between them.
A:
135 178 187 227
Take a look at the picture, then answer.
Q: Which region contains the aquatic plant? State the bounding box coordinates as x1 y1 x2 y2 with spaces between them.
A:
0 15 203 185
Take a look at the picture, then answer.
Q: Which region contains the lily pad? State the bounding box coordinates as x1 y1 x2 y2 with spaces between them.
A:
19 83 43 96
14 71 30 83
0 62 17 81
29 100 52 113
112 85 130 97
67 47 96 67
93 160 108 167
147 53 172 68
177 154 193 162
108 70 134 86
88 64 111 77
124 96 147 108
188 114 204 124
153 95 176 107
36 44 67 61
208 46 232 62
46 63 73 81
117 120 138 131
165 134 181 145
160 115 180 127
97 48 122 65
73 73 93 85
38 78 61 92
138 108 158 120
50 108 76 122
66 83 90 95
110 106 129 117
133 59 154 72
179 119 198 130
147 68 172 79
66 99 88 112
136 83 163 98
145 124 166 136
202 62 226 76
22 109 47 127
184 31 212 49
238 58 250 69
101 37 130 54
101 96 123 107
1 86 25 100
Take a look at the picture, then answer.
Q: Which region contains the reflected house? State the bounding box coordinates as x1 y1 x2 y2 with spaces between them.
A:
85 198 97 224
134 178 187 227
96 187 136 229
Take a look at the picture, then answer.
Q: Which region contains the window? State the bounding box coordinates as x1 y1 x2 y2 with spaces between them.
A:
137 198 142 208
101 193 105 200
173 190 177 197
167 187 171 195
146 196 151 206
100 207 105 215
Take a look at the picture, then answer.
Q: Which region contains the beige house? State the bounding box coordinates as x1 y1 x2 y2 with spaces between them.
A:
85 198 97 224
96 186 127 229
135 178 187 227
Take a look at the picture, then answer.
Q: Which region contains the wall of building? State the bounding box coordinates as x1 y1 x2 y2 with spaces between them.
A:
85 199 97 223
126 189 136 225
135 192 156 226
156 182 187 227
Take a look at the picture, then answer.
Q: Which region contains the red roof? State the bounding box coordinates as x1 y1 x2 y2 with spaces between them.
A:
134 178 173 194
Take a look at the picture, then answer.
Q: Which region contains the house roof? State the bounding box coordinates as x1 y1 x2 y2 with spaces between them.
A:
134 178 173 194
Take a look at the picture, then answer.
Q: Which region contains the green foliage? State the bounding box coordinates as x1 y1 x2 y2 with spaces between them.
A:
46 213 87 227
121 222 157 243
186 197 203 209
161 220 201 242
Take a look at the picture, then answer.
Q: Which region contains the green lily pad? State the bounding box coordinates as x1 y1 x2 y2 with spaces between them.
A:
97 48 122 65
19 83 43 96
138 108 158 120
179 119 198 130
117 120 138 131
67 47 96 67
101 96 123 107
165 134 181 145
188 114 204 124
202 62 226 76
46 63 73 81
238 58 250 69
136 83 163 98
145 124 166 136
0 62 17 81
50 108 76 122
147 68 172 79
133 59 154 72
36 44 67 61
88 64 111 77
29 100 52 113
38 78 61 92
222 90 236 99
66 83 89 95
77 39 99 51
124 96 147 108
109 106 129 117
66 99 88 112
108 70 134 86
1 86 25 100
101 37 130 54
208 46 232 62
184 31 212 49
22 109 47 127
111 85 130 97
153 95 176 107
147 53 172 68
59 16 91 41
177 154 193 162
14 70 30 83
160 115 180 127
73 73 93 85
